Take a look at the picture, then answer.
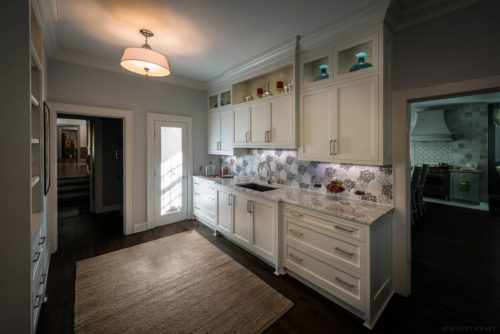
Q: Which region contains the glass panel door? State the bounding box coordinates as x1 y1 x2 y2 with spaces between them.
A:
154 120 188 226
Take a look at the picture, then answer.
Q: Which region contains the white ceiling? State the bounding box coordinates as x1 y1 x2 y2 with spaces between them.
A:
48 0 372 82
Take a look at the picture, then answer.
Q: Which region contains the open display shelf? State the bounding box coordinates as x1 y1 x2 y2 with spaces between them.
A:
303 56 331 85
220 90 231 106
209 94 218 109
337 40 373 76
232 64 293 105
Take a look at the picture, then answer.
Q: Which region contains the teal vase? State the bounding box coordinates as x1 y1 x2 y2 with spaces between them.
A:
349 52 372 72
313 64 329 82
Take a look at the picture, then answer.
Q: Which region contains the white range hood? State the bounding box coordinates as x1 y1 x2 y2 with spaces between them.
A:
411 109 453 142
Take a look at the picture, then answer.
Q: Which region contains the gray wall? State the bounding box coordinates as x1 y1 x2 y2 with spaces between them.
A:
392 0 500 91
48 59 207 227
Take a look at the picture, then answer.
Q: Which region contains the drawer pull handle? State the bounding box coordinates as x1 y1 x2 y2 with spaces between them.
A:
289 229 303 237
289 253 303 262
194 182 200 186
194 192 201 196
33 251 41 262
209 197 215 201
39 236 46 245
34 294 42 308
289 210 303 218
335 276 354 288
39 273 46 285
194 206 200 210
335 225 355 233
335 247 354 257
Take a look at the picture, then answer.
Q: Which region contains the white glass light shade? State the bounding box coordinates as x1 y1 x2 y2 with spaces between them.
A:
120 47 170 77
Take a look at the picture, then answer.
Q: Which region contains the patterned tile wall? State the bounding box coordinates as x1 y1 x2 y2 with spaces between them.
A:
222 150 393 204
410 103 488 201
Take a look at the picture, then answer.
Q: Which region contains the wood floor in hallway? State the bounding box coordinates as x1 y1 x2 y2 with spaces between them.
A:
37 203 500 333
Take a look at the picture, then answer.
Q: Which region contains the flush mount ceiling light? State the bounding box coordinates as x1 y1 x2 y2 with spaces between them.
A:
120 29 170 77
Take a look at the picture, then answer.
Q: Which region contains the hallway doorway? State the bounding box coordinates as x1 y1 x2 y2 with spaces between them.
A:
56 114 123 219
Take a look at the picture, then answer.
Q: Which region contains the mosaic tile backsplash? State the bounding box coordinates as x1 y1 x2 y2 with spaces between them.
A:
222 149 393 204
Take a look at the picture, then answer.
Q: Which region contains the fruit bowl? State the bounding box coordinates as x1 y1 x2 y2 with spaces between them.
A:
325 179 345 194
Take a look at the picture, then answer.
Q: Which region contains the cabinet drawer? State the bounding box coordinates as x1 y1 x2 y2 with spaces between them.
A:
284 205 364 242
285 218 363 273
285 245 363 309
193 177 216 190
31 225 46 281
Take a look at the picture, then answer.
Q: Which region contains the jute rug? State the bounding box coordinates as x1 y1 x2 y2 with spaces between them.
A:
75 230 293 333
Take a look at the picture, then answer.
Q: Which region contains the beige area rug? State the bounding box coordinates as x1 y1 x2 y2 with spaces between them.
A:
75 230 293 333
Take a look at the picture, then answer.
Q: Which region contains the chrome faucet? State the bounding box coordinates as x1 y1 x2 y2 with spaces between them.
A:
258 161 274 185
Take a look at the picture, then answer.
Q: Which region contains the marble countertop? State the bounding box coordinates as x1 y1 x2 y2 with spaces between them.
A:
208 176 393 226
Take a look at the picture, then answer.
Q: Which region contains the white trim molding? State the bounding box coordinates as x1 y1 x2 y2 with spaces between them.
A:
49 102 135 237
391 73 500 297
50 49 206 91
146 113 194 230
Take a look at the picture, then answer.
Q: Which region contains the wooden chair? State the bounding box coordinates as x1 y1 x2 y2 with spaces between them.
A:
417 164 429 217
411 166 422 225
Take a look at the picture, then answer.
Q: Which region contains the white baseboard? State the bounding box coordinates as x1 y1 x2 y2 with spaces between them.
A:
133 222 148 233
95 204 120 214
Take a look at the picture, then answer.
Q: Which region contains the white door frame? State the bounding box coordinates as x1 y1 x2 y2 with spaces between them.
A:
147 113 193 229
48 102 134 252
391 73 500 297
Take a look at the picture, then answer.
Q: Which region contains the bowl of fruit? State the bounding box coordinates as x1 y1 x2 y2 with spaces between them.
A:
325 179 345 198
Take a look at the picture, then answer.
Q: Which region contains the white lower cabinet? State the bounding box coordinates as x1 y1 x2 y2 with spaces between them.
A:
215 186 279 273
216 187 233 235
193 176 216 228
282 204 392 329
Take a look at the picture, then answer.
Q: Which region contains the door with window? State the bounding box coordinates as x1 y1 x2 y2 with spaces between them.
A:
154 120 188 226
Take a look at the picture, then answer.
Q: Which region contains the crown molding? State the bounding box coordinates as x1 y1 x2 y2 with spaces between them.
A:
205 1 390 91
50 49 207 90
299 0 390 52
206 36 298 91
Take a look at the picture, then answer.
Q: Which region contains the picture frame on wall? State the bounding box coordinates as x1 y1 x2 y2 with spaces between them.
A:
43 101 50 195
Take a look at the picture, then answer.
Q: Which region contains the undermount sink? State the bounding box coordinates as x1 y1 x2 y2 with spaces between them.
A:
236 183 277 192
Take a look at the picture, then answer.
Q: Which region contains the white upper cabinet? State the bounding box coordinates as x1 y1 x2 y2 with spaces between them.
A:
207 110 220 153
249 101 270 145
300 87 334 162
233 93 296 149
208 108 236 155
332 75 379 163
299 27 391 165
234 105 250 145
270 94 295 148
220 109 234 152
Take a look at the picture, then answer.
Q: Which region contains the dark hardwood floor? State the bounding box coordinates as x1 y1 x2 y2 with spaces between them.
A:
37 203 500 334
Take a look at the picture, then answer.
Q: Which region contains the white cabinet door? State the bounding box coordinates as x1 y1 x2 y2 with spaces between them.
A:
332 75 379 163
270 94 295 147
217 188 232 235
234 105 250 146
250 102 271 145
252 200 274 260
232 195 252 246
300 87 334 162
208 111 220 153
220 109 234 153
